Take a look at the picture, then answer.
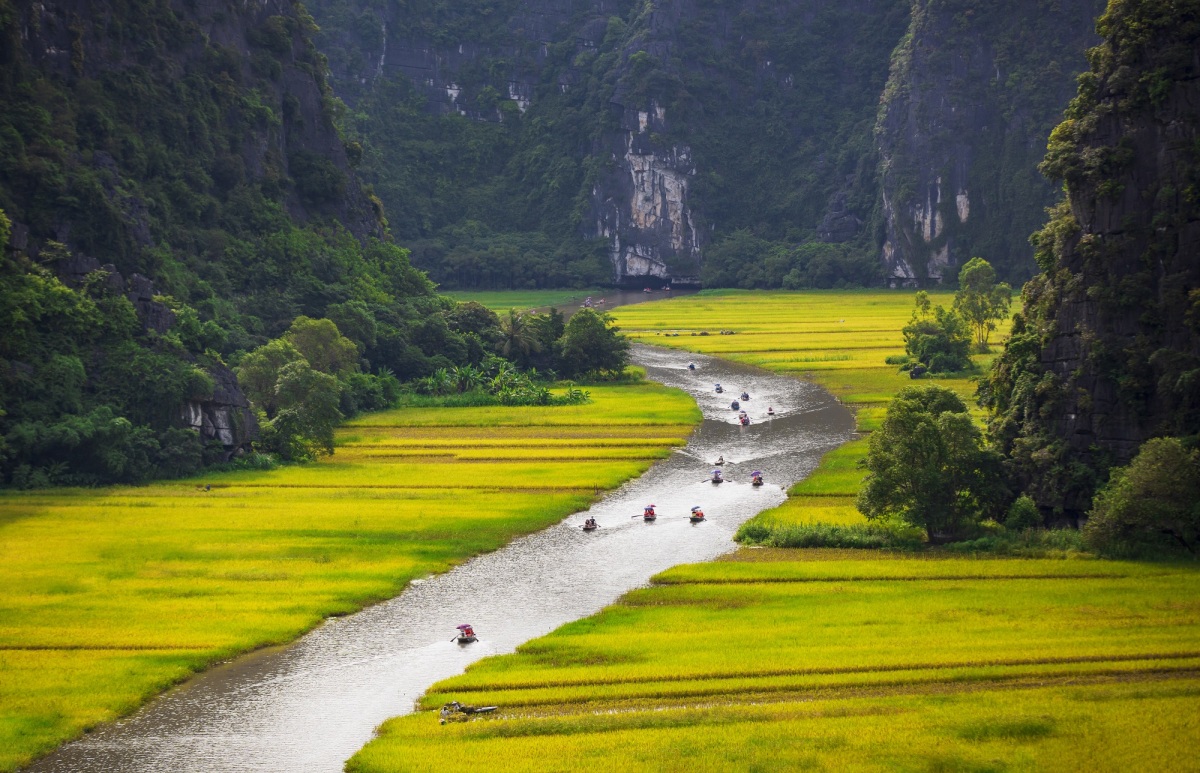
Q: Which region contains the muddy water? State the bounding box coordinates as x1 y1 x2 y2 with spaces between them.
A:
31 346 853 773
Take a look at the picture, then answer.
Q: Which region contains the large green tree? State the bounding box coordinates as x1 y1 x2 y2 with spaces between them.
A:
556 310 630 379
858 385 1005 540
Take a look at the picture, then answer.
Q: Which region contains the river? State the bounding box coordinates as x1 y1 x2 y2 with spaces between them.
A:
29 345 854 773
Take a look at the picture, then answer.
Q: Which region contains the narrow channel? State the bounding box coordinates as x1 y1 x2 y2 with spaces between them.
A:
30 345 854 773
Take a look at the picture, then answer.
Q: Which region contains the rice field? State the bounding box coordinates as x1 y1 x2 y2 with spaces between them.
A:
611 290 993 533
348 551 1200 772
346 290 1200 771
0 382 699 772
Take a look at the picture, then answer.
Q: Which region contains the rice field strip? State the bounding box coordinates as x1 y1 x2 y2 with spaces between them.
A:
428 653 1200 695
438 668 1200 728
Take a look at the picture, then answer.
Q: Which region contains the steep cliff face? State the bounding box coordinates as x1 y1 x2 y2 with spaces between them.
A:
983 0 1200 518
876 0 1104 285
308 0 909 287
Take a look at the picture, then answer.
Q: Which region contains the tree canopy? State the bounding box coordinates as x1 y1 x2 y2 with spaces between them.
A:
857 385 1005 540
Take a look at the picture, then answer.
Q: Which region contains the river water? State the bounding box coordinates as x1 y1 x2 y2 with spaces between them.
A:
30 346 853 773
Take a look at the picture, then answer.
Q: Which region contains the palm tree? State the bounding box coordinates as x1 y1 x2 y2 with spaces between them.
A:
497 308 541 360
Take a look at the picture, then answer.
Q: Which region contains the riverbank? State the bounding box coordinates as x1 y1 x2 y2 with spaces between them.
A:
0 382 699 772
350 549 1200 772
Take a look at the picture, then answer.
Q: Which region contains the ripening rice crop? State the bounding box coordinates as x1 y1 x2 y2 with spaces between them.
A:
0 382 699 772
348 552 1200 772
613 290 1005 532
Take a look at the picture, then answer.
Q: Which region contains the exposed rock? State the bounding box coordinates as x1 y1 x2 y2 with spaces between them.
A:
818 190 863 243
181 364 257 458
876 0 1104 284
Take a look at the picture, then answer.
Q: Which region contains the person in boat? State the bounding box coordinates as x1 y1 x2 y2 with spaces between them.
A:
731 400 740 410
714 383 723 393
751 471 764 486
711 469 723 482
691 506 705 519
458 624 475 639
715 455 725 465
688 362 696 370
767 406 775 416
584 517 598 529
740 391 750 401
644 504 657 518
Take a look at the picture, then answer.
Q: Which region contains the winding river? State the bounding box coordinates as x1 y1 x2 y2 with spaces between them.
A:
30 345 854 773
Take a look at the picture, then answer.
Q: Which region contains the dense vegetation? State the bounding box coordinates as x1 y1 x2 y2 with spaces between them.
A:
981 0 1200 528
0 1 634 487
308 0 913 289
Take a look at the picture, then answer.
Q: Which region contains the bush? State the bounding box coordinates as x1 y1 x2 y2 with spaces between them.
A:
1083 437 1200 557
1004 495 1043 531
901 291 972 373
735 519 924 549
943 528 1088 558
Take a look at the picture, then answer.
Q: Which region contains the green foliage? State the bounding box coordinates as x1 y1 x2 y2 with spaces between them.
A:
952 257 1012 348
858 385 1006 540
734 520 924 550
1084 437 1200 557
1004 495 1043 531
901 291 972 372
306 0 909 288
556 309 630 379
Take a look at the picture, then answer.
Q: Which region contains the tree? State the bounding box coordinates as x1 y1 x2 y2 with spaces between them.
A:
953 257 1012 348
902 291 972 373
283 316 359 376
556 309 630 378
1083 438 1200 556
236 339 305 419
496 308 540 360
857 385 1004 541
264 360 343 460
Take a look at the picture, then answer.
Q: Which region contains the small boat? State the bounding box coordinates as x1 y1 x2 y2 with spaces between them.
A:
738 411 750 426
643 512 657 522
582 519 599 531
730 400 740 411
740 392 750 401
714 384 724 393
751 471 764 487
688 363 696 370
689 506 706 523
710 470 724 484
767 407 775 416
455 624 477 644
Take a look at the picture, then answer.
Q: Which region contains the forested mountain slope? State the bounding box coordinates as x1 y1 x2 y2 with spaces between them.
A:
309 0 1103 288
0 0 463 486
983 0 1200 519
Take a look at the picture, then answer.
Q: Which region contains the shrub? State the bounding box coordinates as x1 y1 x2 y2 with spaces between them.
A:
1083 437 1200 557
1004 495 1043 531
735 520 924 549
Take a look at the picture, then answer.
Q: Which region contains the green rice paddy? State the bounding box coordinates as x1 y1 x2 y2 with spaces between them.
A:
0 382 699 772
348 290 1200 771
614 290 991 533
350 551 1200 772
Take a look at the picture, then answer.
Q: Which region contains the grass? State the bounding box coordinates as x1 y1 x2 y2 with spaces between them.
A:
442 289 610 312
349 552 1200 772
0 381 699 772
